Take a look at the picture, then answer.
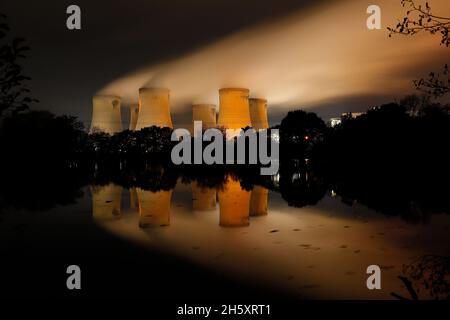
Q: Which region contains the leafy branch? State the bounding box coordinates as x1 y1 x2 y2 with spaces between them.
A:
414 64 450 97
0 13 38 118
387 0 450 46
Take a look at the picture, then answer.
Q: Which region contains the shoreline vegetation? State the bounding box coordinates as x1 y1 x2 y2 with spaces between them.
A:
1 1 450 222
0 98 450 224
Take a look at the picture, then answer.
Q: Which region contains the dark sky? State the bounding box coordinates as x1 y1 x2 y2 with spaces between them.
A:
1 0 323 127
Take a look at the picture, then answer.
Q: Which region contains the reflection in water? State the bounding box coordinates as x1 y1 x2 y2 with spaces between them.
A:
129 187 139 209
192 182 217 211
393 255 450 300
250 186 268 217
276 162 327 208
218 176 250 227
137 188 172 228
91 184 122 220
87 168 450 299
92 176 270 228
3 158 450 299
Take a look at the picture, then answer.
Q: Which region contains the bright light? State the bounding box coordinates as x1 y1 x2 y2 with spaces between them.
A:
272 173 280 184
271 131 280 143
330 118 342 127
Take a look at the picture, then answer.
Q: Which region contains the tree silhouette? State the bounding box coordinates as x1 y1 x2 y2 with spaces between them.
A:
279 110 327 158
388 1 450 97
413 64 450 97
399 93 431 115
388 0 450 46
0 110 86 164
0 13 37 118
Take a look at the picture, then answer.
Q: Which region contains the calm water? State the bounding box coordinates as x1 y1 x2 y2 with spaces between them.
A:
88 175 450 300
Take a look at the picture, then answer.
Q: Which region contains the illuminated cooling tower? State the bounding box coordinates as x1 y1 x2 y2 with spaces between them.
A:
129 103 139 131
249 98 269 130
90 95 123 134
192 182 217 211
193 104 216 129
135 88 172 130
91 184 123 220
218 176 250 227
217 88 252 130
137 188 172 228
250 186 269 216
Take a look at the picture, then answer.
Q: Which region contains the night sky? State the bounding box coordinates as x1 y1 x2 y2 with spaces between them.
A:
1 0 449 129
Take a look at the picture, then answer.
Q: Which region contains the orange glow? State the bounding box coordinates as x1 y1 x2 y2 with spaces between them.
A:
99 0 449 127
218 176 250 227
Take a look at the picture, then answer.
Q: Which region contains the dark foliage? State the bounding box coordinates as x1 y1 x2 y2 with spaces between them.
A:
0 13 37 117
279 109 327 158
414 64 450 98
85 126 175 161
392 255 450 300
278 101 450 221
0 110 86 165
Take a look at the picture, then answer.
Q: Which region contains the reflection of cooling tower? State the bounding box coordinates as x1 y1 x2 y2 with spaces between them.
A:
129 103 139 131
192 182 217 211
135 88 172 130
193 104 216 129
249 98 269 130
129 187 139 209
250 186 269 216
217 88 252 130
90 95 123 134
137 188 172 228
218 176 250 227
91 184 122 220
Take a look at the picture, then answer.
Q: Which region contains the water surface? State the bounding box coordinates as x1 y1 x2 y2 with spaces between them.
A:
90 175 450 299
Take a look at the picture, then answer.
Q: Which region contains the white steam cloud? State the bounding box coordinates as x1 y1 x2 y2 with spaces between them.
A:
99 0 450 126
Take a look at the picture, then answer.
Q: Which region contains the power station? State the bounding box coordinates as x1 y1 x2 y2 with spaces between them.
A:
129 103 139 131
90 95 123 134
135 87 173 130
90 87 270 133
249 98 269 130
217 88 252 130
192 104 216 129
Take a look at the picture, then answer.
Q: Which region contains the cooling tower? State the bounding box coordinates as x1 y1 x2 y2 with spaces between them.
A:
249 98 269 130
250 186 269 216
218 176 250 227
136 188 172 228
90 95 123 134
217 88 252 130
192 182 217 211
91 184 123 220
129 103 139 131
135 88 172 130
193 104 216 129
